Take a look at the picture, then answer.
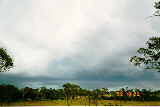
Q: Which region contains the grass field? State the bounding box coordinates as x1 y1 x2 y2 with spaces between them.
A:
1 99 160 106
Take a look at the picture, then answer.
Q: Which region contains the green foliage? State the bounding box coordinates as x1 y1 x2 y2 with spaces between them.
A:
21 87 37 101
154 1 160 16
63 83 80 97
0 83 160 104
0 84 20 102
0 47 14 72
63 83 80 105
130 37 160 72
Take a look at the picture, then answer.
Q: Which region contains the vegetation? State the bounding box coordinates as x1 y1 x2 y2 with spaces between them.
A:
0 47 14 72
2 99 160 106
130 1 160 72
0 83 160 106
130 37 160 72
154 1 160 16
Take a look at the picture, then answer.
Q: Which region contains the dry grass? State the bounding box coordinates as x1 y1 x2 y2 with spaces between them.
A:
1 99 160 106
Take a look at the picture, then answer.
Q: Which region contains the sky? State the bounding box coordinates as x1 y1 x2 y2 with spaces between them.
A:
0 0 160 90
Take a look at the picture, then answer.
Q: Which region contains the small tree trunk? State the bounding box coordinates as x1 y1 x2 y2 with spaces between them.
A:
96 98 98 106
71 97 72 106
67 98 69 106
85 97 86 106
89 96 91 106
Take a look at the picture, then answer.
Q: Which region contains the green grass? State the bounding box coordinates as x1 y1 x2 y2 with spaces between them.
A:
1 99 160 106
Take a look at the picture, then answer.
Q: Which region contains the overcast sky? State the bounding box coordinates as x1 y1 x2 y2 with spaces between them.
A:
0 0 160 90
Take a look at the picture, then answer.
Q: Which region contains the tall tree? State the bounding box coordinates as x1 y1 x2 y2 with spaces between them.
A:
0 84 19 102
0 47 14 72
130 37 160 72
63 83 80 106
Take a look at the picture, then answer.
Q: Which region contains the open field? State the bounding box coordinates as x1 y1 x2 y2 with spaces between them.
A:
1 100 160 106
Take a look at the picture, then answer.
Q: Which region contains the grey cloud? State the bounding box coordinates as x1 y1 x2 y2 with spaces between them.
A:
0 0 160 90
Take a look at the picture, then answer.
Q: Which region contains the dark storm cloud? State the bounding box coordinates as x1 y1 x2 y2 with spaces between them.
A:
1 70 160 90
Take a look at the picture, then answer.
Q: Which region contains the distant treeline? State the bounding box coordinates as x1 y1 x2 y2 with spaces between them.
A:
0 83 160 104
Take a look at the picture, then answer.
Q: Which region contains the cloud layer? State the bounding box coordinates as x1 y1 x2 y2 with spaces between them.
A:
0 0 160 90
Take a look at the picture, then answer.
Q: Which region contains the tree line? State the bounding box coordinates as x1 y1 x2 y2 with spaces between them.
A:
0 83 160 106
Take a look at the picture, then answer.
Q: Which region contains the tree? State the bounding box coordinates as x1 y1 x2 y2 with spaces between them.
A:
0 47 14 72
0 84 19 103
40 86 47 100
92 89 101 106
130 37 160 72
154 1 160 16
80 89 89 106
130 1 160 72
130 2 160 72
141 89 151 101
63 83 80 106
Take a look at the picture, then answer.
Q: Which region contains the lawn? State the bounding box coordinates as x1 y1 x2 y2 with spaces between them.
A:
1 99 160 106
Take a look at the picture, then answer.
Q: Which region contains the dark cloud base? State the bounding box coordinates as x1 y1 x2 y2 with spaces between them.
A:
1 70 160 90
